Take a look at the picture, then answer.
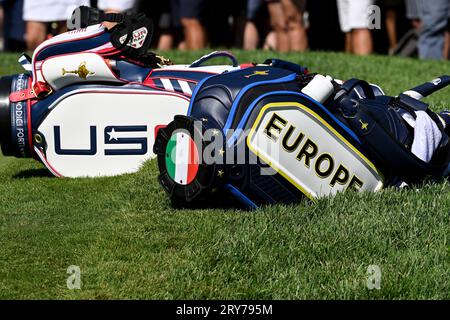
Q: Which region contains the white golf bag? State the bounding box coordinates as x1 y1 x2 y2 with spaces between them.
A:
0 22 241 177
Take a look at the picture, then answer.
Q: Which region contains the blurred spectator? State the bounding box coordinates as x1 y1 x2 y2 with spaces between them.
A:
283 0 308 51
406 0 423 30
0 5 3 50
23 0 89 50
266 0 308 52
381 0 403 54
155 3 175 51
136 0 178 51
337 0 374 55
306 0 343 51
228 0 248 48
171 0 207 49
1 0 26 51
243 0 275 50
446 16 450 59
417 0 449 60
97 0 135 29
406 0 450 59
0 0 445 60
244 0 263 50
199 0 241 48
97 0 135 12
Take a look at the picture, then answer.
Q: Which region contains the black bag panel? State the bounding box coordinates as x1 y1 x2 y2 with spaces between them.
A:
228 82 302 130
190 84 235 129
188 66 299 130
359 97 413 148
227 163 305 207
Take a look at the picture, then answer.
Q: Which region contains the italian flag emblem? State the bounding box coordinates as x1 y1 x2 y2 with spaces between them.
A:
165 131 199 185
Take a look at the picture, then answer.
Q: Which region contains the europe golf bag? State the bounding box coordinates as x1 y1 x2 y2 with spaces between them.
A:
154 60 450 208
0 7 240 177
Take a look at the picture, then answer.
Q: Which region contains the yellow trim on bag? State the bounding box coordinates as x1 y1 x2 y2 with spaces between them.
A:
246 102 384 201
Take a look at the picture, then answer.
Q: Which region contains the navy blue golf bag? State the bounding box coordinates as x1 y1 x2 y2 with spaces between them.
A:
154 59 450 208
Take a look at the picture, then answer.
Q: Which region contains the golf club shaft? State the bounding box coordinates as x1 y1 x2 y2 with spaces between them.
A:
403 75 450 100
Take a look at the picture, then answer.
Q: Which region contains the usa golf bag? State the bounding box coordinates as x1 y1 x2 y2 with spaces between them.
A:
0 8 240 177
154 60 450 208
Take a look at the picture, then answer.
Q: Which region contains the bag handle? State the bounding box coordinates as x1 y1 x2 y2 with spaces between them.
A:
334 78 376 102
189 51 239 68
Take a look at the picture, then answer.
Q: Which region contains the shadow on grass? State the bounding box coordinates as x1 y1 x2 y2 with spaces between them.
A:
13 168 54 179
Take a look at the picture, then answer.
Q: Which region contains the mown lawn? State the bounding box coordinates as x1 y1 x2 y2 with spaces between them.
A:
0 51 449 299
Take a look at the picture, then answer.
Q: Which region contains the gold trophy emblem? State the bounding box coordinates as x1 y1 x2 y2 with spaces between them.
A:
62 62 95 79
359 119 369 130
244 70 270 79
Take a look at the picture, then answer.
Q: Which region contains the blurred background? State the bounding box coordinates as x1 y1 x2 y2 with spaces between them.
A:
0 0 448 60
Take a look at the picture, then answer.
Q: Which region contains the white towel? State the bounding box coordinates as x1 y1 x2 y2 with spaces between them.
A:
409 111 442 163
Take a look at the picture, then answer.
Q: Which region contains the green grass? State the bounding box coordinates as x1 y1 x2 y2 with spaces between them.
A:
0 51 449 299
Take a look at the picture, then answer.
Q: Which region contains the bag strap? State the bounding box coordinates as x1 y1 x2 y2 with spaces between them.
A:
69 6 129 29
9 81 52 103
335 78 376 101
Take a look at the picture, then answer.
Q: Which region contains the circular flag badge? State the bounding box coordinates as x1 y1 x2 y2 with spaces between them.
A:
165 131 199 185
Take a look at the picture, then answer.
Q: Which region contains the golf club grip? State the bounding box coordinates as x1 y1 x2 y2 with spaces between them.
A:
404 75 450 99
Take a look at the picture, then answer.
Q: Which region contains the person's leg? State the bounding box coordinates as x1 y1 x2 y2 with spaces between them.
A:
336 0 352 52
444 30 449 59
352 28 373 55
244 0 263 50
158 34 174 51
347 0 373 55
0 6 4 50
157 9 174 51
25 21 47 50
282 0 308 51
385 8 398 53
344 32 352 53
263 30 277 50
444 18 450 59
244 22 260 50
180 0 206 49
267 0 289 52
418 0 449 60
181 18 206 49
